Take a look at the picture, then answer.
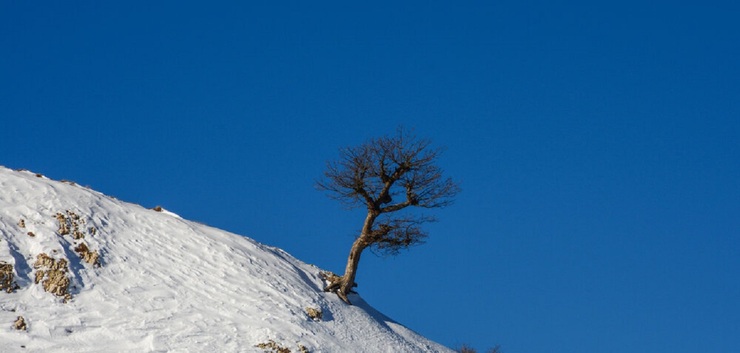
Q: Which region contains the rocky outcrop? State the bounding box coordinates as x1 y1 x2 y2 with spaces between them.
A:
56 210 90 240
13 316 27 331
74 242 100 267
0 262 19 293
33 253 71 301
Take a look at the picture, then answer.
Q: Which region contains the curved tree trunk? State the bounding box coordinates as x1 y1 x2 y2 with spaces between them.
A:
337 236 366 303
324 211 377 304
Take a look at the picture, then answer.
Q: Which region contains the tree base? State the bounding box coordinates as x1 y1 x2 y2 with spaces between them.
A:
319 271 356 305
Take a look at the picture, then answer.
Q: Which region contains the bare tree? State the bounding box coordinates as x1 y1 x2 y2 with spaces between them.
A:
317 128 459 304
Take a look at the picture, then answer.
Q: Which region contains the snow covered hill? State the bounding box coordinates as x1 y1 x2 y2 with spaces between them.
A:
0 167 454 353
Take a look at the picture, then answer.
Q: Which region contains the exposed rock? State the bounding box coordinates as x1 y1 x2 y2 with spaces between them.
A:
256 340 292 353
74 242 100 266
53 211 103 266
72 229 85 240
305 307 322 321
56 210 90 240
0 262 19 293
55 213 70 236
13 316 27 331
33 253 54 270
33 253 72 301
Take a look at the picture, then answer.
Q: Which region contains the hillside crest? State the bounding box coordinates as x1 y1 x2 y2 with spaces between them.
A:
0 167 453 353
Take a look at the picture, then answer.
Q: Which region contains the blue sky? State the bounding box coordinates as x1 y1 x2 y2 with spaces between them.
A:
2 1 739 352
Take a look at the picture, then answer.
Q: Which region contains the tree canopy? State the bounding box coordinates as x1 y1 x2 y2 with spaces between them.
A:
318 128 459 303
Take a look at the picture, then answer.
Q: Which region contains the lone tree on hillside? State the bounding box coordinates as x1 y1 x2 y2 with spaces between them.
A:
317 128 459 304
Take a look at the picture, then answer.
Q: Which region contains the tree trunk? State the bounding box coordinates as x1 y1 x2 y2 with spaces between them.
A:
336 236 366 303
324 211 377 304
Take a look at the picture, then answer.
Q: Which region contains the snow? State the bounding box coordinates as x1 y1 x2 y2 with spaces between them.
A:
0 167 454 353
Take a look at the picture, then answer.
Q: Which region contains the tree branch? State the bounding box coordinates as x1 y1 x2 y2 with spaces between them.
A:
317 127 460 302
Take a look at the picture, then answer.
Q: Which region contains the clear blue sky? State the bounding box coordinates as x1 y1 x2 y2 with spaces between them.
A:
2 1 739 352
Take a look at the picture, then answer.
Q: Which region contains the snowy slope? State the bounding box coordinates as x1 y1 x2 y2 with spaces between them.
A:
0 167 454 353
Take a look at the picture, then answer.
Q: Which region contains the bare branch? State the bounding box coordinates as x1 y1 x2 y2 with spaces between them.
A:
368 214 434 256
317 127 460 301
